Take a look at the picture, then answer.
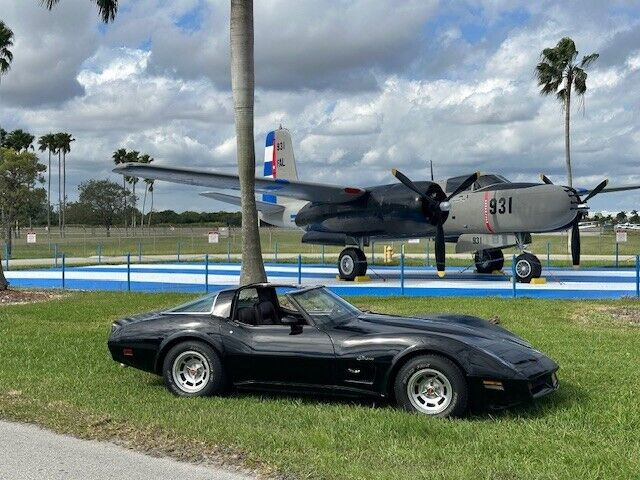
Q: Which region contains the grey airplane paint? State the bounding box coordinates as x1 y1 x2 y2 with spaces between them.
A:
113 127 639 283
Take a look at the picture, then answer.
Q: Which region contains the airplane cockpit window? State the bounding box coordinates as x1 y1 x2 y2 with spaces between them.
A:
472 174 510 191
445 175 474 193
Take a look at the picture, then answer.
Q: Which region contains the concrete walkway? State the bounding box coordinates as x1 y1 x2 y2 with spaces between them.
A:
0 420 256 480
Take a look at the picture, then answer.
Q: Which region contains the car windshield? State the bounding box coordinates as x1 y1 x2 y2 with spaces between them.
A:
166 293 218 314
289 287 360 325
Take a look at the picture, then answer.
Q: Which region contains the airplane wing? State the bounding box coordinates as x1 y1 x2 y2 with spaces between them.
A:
577 184 640 195
200 191 285 214
113 163 367 204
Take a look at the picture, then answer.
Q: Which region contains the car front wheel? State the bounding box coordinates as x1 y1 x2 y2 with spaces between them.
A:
394 355 468 418
162 341 225 397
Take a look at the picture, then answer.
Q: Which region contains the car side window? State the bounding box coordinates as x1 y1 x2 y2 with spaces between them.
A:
237 288 259 309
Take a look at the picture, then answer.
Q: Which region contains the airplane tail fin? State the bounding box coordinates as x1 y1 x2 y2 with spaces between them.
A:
263 127 298 203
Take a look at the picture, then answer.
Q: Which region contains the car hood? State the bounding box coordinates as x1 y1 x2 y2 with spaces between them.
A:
350 312 531 346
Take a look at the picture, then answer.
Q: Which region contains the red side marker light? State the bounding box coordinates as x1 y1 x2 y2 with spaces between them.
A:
344 187 361 195
123 348 134 357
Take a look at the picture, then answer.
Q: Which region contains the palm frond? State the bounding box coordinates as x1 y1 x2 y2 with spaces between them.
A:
581 53 599 68
42 0 118 23
573 68 588 95
555 87 567 104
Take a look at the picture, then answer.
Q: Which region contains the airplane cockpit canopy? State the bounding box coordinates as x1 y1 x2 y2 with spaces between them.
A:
445 174 510 193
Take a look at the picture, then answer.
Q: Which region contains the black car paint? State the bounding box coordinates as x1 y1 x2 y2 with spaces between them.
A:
108 285 558 408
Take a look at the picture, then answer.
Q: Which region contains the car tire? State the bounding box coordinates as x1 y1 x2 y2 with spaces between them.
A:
514 252 542 283
394 355 468 418
162 341 225 397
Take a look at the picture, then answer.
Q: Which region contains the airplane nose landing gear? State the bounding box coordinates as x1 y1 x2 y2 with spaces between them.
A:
338 247 368 281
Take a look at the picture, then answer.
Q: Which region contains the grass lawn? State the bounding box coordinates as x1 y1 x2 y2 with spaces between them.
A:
1 292 639 479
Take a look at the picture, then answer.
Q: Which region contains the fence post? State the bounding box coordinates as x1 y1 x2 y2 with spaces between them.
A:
615 243 619 268
177 241 181 263
61 253 66 289
4 243 8 272
321 245 325 265
511 254 517 298
275 241 278 263
227 239 231 263
297 254 302 284
54 243 58 268
127 253 131 292
636 255 639 298
400 244 405 296
97 244 102 264
546 242 551 268
205 254 209 293
138 241 143 263
371 242 375 266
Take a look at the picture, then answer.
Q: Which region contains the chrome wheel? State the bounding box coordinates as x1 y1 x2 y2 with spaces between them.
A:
171 350 210 394
406 368 453 415
516 259 532 279
340 255 355 276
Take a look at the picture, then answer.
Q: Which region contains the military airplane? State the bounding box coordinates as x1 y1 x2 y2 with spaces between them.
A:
114 127 640 283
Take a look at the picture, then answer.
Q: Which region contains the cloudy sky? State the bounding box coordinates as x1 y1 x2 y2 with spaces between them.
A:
1 0 639 214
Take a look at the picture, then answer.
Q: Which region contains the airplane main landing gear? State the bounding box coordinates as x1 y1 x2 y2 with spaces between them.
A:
513 252 542 283
474 249 504 274
338 247 368 281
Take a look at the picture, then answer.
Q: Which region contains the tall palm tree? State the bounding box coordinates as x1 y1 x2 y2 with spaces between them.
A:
144 178 155 231
55 132 74 237
125 150 140 229
5 129 35 152
536 37 599 187
38 133 57 237
0 20 13 81
138 154 154 229
46 0 267 283
231 0 266 284
112 148 128 231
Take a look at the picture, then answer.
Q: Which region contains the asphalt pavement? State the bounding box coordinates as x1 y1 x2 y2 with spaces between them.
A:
0 420 256 480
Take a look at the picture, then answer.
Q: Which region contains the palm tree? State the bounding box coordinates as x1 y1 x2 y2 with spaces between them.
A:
46 0 267 283
55 132 74 236
0 20 13 81
53 134 63 235
5 129 35 152
536 37 599 187
38 133 57 237
112 148 128 231
138 154 154 229
144 178 155 231
231 0 266 284
125 150 140 229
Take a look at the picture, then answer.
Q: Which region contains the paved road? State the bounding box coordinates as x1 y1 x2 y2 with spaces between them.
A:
0 420 256 480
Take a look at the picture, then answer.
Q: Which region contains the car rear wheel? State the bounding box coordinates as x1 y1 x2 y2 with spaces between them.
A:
394 355 468 418
162 341 225 397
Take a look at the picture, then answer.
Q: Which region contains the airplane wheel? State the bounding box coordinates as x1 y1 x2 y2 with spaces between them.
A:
514 253 542 283
474 249 504 273
338 248 367 281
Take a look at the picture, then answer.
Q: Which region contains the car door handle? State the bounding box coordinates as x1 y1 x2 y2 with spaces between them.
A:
347 368 361 374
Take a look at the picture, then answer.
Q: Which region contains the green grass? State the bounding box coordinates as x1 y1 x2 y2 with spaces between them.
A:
1 293 639 479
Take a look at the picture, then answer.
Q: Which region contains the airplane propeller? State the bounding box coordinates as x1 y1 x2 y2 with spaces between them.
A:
391 169 480 278
540 175 609 267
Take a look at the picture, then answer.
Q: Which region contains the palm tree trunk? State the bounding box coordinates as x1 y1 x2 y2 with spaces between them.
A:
148 189 154 231
123 177 127 233
132 182 136 229
62 151 66 238
564 88 572 188
141 184 148 232
58 151 62 236
230 0 266 285
47 149 51 238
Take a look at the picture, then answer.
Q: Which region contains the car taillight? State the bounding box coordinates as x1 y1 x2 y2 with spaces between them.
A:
123 348 133 357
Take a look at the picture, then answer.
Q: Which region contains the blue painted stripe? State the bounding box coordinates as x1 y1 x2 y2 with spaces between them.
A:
265 130 275 147
263 160 273 176
262 194 277 204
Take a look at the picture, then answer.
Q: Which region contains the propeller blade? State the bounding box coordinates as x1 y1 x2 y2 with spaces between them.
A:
435 223 446 277
391 168 427 198
582 179 609 203
446 172 480 200
571 217 581 267
540 174 553 185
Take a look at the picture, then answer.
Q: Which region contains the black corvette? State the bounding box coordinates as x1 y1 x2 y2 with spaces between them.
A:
108 283 558 417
